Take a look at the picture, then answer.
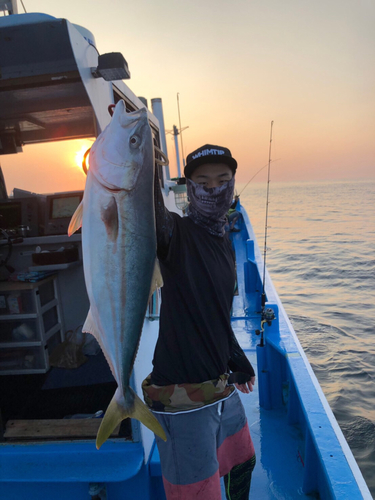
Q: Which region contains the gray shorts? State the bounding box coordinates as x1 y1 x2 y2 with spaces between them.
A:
154 391 255 499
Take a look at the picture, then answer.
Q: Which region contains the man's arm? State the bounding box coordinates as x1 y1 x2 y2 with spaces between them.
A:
154 165 175 260
228 329 256 393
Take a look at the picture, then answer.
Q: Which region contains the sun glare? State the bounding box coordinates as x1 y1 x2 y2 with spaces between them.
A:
74 141 93 172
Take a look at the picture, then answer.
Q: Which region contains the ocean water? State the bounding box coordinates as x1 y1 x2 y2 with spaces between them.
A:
239 179 375 496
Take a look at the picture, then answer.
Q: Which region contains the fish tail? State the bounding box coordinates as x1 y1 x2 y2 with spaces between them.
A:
96 387 166 449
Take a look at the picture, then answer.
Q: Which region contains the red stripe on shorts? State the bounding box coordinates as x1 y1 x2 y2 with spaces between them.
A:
163 470 222 500
217 421 255 477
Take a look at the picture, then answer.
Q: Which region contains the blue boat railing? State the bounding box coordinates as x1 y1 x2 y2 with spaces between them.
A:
239 203 372 499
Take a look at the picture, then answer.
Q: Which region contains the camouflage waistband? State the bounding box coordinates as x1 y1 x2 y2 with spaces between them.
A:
142 373 235 413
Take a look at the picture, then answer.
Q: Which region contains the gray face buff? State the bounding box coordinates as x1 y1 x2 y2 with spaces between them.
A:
187 177 235 219
186 177 235 236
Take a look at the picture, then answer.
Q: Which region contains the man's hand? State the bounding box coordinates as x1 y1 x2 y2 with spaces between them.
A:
235 376 255 394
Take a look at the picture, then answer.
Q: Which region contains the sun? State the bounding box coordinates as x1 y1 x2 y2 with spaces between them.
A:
74 140 93 172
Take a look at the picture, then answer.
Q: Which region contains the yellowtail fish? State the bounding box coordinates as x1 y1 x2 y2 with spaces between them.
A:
69 100 166 449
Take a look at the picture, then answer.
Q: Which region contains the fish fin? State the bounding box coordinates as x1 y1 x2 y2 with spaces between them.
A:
149 259 163 300
68 201 84 236
101 196 118 242
96 387 166 449
82 308 100 341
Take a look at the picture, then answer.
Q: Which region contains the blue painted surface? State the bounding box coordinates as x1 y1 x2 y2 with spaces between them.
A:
0 441 144 482
149 442 163 477
0 440 166 499
0 464 165 500
0 481 93 500
0 12 56 27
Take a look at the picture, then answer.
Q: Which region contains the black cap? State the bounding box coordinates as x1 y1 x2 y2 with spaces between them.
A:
184 144 237 179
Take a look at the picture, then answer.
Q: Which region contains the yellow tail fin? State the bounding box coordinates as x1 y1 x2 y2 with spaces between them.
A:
96 387 166 449
68 201 83 236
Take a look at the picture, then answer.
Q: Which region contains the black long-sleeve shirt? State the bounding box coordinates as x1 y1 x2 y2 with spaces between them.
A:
151 172 254 385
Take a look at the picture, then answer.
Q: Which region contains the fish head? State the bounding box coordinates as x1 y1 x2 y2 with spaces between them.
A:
89 100 153 191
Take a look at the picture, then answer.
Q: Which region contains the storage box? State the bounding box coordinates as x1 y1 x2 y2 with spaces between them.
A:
7 294 22 314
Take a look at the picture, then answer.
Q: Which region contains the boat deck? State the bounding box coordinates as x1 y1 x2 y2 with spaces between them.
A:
222 322 312 499
226 232 313 498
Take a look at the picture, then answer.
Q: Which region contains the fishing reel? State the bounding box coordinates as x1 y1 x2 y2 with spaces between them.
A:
262 307 276 326
255 307 276 338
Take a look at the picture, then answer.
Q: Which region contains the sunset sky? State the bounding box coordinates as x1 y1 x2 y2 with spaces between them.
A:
1 0 374 194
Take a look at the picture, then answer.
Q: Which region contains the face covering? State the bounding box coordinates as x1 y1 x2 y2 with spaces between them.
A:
186 176 235 237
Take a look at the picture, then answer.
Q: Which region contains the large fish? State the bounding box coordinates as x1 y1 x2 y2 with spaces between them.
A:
68 100 166 449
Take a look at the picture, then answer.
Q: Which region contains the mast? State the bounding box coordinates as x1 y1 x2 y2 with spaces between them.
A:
177 93 186 168
166 94 188 179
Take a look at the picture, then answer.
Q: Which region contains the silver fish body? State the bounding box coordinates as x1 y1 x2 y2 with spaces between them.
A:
69 100 165 448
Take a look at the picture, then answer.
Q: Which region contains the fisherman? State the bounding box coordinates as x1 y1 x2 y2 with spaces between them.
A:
142 144 256 500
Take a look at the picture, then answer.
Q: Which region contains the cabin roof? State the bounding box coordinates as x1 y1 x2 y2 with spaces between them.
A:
0 15 96 151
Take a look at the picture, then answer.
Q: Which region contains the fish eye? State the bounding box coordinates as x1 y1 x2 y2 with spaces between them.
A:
130 135 140 146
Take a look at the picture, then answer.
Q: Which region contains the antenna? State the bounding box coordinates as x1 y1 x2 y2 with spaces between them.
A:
177 93 186 168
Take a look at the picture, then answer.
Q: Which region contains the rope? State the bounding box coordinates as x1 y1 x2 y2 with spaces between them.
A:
154 146 169 167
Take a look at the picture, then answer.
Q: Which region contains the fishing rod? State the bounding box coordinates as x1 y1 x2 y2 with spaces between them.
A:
258 121 276 347
237 158 280 197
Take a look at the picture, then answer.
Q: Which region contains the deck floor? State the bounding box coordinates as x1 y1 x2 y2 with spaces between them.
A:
223 232 314 499
220 320 314 499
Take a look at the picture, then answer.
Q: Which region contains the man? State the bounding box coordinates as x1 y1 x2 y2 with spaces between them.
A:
142 144 256 500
